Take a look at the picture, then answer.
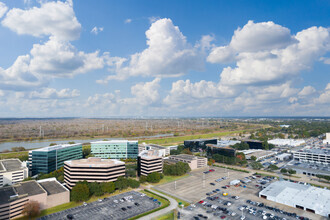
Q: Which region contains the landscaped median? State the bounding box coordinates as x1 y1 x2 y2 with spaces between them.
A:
152 188 190 207
128 189 170 220
213 164 250 173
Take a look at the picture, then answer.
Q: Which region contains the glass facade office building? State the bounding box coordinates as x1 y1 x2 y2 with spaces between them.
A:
28 143 82 176
91 140 138 159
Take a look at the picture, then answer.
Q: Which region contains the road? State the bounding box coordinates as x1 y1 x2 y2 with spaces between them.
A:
138 188 178 220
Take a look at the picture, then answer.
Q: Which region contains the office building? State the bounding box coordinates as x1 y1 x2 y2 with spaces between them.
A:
275 153 292 161
184 139 217 151
91 140 138 159
293 149 330 165
166 154 207 170
217 140 241 147
64 157 125 189
259 181 330 218
239 149 277 161
28 143 83 176
139 143 170 157
137 150 163 176
0 159 28 187
0 178 69 220
206 144 236 157
243 140 263 149
323 133 330 144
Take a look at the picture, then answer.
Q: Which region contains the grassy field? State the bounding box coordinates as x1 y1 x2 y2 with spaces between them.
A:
152 189 190 207
0 151 28 160
155 210 175 220
155 174 190 185
143 130 246 146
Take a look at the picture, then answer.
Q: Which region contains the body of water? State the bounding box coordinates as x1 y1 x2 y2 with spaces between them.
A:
0 133 173 152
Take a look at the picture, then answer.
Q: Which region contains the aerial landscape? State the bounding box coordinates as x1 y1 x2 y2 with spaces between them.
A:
0 0 329 220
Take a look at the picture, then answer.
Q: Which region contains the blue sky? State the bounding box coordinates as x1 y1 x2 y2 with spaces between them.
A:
0 0 329 117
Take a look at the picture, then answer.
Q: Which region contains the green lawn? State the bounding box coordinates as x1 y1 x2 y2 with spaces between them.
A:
152 189 190 207
155 210 175 220
143 130 246 146
155 174 189 185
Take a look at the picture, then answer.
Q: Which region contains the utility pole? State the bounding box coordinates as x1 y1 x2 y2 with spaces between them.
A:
174 181 177 190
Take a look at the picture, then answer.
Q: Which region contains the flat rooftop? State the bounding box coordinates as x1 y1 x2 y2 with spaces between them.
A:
139 149 163 159
30 143 82 152
0 159 25 172
38 180 67 195
91 140 138 144
169 154 204 161
0 187 16 205
14 181 45 196
65 157 125 167
260 181 330 216
295 148 330 155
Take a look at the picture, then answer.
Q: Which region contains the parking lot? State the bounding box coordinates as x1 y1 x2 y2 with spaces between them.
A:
157 167 326 220
39 191 160 220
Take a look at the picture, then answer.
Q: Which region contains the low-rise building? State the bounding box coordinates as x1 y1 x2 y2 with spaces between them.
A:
275 153 292 161
268 139 305 147
323 133 330 145
137 150 163 176
166 154 207 170
28 143 83 176
0 178 69 220
139 143 170 157
91 140 138 159
259 180 330 218
243 140 263 149
206 144 236 157
64 157 125 189
184 139 217 151
239 149 277 161
293 149 330 165
0 159 28 187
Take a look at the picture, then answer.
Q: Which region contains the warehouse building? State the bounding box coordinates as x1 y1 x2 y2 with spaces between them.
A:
268 139 305 147
275 153 292 161
184 138 217 151
28 143 83 176
0 159 28 187
259 181 330 218
239 149 277 160
166 154 207 170
137 150 163 176
64 157 125 189
293 149 330 165
91 140 138 159
0 178 69 219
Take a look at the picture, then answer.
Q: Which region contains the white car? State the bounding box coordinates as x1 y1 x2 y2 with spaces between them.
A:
191 204 196 208
231 212 236 216
140 193 145 197
240 216 245 220
83 202 87 206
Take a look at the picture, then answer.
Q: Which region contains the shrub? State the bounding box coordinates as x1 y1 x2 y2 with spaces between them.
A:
71 184 90 202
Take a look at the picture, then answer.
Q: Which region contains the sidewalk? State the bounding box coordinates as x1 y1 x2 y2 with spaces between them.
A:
138 188 178 220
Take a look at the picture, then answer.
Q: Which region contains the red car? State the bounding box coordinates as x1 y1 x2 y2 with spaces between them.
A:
198 200 204 204
225 185 230 188
220 215 226 219
209 169 215 172
256 185 259 187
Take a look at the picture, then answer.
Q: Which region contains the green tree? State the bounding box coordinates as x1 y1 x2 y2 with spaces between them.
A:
139 175 147 183
128 178 140 188
280 168 287 174
115 176 129 190
250 162 263 170
101 182 115 194
71 184 90 202
89 182 103 196
268 164 279 170
83 146 91 158
250 155 257 161
288 169 296 175
146 172 163 183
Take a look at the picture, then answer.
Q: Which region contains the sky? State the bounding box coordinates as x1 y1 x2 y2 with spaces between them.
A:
0 0 329 117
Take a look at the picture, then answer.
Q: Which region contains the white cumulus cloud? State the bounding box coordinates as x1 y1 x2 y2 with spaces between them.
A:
91 26 104 35
0 2 8 18
29 88 80 99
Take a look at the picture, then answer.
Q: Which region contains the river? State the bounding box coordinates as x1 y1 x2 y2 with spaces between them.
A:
0 133 174 152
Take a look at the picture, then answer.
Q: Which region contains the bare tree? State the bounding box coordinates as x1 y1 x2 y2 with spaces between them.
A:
22 200 40 218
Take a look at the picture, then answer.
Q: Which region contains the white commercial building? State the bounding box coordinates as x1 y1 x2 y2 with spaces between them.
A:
259 181 330 218
239 149 277 161
0 159 28 187
230 179 240 185
268 139 305 147
323 133 330 144
275 153 292 161
140 143 170 157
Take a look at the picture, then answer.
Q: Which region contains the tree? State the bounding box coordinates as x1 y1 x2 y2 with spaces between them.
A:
268 164 279 170
83 146 91 158
208 158 215 166
146 172 163 183
115 176 129 190
280 168 287 174
182 148 193 155
288 169 296 175
71 183 90 202
128 178 140 188
89 182 103 196
22 201 40 217
250 162 263 170
250 156 257 161
49 143 57 146
139 175 147 183
163 162 191 176
101 182 115 194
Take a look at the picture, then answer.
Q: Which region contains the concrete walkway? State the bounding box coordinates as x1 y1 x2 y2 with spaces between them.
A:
138 188 178 220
